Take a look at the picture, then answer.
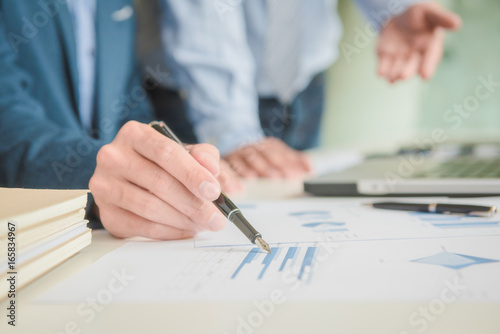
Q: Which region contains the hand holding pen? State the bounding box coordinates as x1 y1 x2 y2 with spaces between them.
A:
90 121 233 240
150 121 271 252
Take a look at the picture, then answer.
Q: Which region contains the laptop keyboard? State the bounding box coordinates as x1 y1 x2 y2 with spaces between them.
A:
416 157 500 178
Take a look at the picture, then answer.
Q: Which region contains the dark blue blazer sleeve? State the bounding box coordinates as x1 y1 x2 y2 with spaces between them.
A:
0 12 103 189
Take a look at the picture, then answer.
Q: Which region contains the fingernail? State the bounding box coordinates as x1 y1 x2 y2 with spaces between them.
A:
199 180 221 200
208 212 226 231
200 152 220 177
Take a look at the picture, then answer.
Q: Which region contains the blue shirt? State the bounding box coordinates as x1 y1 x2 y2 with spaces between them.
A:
67 0 97 131
160 0 421 155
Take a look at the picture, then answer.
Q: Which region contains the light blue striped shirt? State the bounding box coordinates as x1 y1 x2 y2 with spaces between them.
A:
160 0 421 155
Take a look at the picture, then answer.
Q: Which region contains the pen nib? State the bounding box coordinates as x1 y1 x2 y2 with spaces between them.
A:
255 237 271 253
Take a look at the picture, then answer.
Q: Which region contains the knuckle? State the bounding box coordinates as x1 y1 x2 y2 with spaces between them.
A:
123 155 137 174
111 184 126 206
196 143 220 160
95 144 121 169
139 197 157 221
95 144 112 166
100 209 126 238
117 121 146 145
120 120 140 136
150 169 176 195
182 165 204 187
154 140 179 167
88 175 101 194
88 175 109 200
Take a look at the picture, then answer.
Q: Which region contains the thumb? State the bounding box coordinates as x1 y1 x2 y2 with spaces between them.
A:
425 5 462 30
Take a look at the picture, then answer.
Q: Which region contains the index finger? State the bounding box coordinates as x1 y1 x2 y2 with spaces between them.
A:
425 4 462 30
119 122 221 201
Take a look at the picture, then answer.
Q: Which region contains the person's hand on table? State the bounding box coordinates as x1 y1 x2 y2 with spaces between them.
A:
224 137 312 179
89 121 228 240
377 2 461 83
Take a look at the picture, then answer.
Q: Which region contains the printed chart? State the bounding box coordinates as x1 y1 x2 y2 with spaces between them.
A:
194 198 500 248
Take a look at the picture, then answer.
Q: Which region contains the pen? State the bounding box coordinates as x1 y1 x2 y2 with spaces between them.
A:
365 201 498 217
149 121 271 253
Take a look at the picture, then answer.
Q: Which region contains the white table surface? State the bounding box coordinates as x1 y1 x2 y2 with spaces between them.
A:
2 179 500 334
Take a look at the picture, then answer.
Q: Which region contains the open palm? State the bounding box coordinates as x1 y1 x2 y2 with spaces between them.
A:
377 2 461 83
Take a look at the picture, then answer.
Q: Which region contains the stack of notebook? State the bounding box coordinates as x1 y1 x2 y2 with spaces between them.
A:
0 188 92 299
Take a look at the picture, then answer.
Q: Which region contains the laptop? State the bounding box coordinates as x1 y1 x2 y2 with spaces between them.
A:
304 143 500 197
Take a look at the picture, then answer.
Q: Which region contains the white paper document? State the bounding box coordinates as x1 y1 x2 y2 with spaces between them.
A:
195 197 500 248
38 235 500 303
37 197 500 303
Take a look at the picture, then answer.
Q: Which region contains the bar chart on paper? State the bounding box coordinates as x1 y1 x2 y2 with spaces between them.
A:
231 246 318 281
35 241 325 303
37 236 500 303
162 245 320 300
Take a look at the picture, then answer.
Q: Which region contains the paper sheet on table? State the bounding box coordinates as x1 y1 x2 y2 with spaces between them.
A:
37 236 500 303
194 197 500 248
37 197 500 303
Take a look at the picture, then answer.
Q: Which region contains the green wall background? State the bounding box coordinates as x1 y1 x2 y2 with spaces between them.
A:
321 0 500 152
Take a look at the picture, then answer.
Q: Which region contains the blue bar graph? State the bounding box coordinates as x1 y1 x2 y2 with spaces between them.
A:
258 247 279 280
298 247 317 280
232 246 319 281
231 248 260 279
279 247 298 271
